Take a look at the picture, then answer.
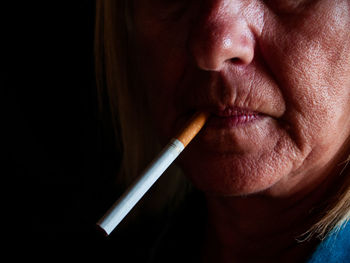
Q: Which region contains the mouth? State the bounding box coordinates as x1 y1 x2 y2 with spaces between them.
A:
175 106 266 138
174 106 274 154
206 107 263 128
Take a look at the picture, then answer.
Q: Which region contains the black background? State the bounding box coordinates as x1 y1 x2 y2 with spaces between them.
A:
5 1 124 255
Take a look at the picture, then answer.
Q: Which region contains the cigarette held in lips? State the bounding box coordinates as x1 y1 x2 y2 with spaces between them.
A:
96 111 209 236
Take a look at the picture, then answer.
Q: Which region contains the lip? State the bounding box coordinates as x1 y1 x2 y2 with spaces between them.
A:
176 106 271 154
213 107 258 117
207 114 261 128
175 106 265 136
205 107 262 128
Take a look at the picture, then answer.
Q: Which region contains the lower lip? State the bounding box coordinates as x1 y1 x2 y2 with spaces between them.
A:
206 114 261 128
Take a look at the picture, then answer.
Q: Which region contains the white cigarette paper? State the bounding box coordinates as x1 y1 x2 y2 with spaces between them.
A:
96 112 208 235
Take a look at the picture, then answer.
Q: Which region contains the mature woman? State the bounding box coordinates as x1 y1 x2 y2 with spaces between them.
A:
95 0 350 262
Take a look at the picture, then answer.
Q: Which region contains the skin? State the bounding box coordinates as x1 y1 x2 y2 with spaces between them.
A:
130 0 350 262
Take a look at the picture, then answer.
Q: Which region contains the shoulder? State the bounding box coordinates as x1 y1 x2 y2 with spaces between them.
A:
306 221 350 263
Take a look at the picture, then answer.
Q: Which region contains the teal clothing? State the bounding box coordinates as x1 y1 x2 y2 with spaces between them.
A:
148 191 350 263
307 222 350 263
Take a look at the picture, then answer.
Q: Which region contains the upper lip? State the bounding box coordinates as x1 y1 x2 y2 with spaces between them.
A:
177 65 286 121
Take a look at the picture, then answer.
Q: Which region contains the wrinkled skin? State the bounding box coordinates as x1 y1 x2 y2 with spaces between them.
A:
132 0 350 196
131 0 350 262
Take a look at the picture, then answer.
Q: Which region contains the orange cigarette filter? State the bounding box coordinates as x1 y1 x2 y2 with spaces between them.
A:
176 111 209 147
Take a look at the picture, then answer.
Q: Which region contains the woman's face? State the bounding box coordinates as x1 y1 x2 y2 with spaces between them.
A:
132 0 350 196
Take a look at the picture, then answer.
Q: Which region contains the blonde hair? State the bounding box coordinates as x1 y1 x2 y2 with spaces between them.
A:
305 159 350 239
94 0 350 237
95 0 191 226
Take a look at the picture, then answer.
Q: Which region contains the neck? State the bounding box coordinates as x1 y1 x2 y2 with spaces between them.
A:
200 171 341 263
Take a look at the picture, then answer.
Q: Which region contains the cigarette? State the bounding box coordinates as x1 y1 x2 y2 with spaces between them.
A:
96 111 209 235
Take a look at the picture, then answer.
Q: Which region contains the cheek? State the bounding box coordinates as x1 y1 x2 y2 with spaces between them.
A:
260 3 350 152
288 40 350 151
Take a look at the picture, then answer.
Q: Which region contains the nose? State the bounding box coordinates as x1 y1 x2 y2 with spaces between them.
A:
189 1 255 71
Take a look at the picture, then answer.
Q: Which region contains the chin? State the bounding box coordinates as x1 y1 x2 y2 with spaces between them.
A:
178 146 295 197
185 164 282 197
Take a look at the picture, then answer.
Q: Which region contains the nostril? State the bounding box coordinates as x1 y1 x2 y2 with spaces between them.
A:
230 57 243 64
229 57 246 66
